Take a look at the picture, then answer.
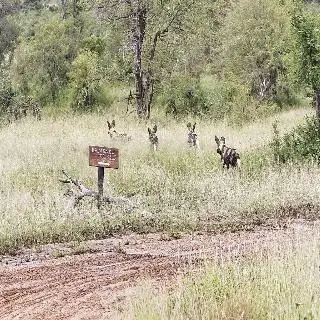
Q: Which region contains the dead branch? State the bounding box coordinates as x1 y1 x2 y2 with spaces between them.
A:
59 170 135 209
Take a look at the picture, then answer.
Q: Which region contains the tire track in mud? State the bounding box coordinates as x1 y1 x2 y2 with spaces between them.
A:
1 220 320 320
0 251 181 320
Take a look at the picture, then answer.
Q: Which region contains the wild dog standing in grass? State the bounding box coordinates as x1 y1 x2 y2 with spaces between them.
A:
215 135 241 169
107 119 131 141
187 122 200 149
148 125 159 151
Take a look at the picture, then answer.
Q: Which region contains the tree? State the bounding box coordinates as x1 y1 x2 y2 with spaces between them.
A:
292 1 320 119
0 19 18 62
0 0 19 62
100 0 197 119
68 37 104 112
10 17 79 103
218 0 294 103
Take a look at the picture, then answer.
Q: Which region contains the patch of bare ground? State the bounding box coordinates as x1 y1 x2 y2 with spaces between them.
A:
1 219 320 320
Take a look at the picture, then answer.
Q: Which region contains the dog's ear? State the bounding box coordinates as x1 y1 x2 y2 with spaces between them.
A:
192 123 196 132
111 119 116 128
215 135 220 146
107 121 111 130
148 127 152 135
221 136 226 144
153 124 157 133
187 122 192 131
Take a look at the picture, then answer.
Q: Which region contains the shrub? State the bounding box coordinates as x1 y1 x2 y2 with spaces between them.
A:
271 116 320 163
0 74 14 120
80 35 105 56
68 50 102 112
163 76 210 117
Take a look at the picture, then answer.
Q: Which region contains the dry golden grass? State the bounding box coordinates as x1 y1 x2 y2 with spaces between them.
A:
0 107 316 252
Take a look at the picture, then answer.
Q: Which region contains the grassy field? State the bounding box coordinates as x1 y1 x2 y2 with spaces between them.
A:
0 107 318 253
126 228 320 320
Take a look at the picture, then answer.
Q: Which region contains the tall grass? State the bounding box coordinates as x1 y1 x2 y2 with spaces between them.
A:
0 107 316 253
127 230 320 320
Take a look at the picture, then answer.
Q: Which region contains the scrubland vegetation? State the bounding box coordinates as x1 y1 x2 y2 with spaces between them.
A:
2 0 320 318
1 0 320 122
127 230 320 320
0 107 316 254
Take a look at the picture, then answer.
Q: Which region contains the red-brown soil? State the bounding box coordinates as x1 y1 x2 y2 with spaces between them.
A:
1 219 320 320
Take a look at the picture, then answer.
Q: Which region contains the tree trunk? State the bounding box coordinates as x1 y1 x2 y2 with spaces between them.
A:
129 0 185 118
132 4 152 119
315 89 320 123
60 0 67 20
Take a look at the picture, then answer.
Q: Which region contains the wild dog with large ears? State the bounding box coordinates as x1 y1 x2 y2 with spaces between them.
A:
107 119 116 138
215 135 240 169
148 125 159 151
187 122 200 149
107 119 131 141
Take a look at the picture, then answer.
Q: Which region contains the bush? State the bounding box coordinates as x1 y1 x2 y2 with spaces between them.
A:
218 0 296 104
0 74 14 119
161 75 279 124
80 35 105 56
68 50 102 112
271 116 320 164
163 76 210 117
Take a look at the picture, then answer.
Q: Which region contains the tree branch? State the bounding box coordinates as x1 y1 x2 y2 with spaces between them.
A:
149 0 196 61
59 170 135 209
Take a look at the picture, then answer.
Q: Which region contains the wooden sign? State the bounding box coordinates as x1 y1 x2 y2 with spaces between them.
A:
89 146 119 169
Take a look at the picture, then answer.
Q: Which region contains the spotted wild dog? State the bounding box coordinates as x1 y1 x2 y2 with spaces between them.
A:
148 125 159 151
107 119 131 141
215 135 241 169
187 122 200 149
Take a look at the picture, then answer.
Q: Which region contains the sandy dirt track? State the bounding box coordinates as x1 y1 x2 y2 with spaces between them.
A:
1 220 320 320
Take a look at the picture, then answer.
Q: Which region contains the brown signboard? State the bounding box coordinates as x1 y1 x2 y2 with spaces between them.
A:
89 146 119 169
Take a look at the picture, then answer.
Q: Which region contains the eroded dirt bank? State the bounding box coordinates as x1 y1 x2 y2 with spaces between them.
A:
1 220 320 320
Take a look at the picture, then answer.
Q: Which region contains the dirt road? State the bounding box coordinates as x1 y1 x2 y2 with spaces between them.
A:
1 220 320 320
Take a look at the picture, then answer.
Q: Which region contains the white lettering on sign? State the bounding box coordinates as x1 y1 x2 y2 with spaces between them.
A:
90 147 117 160
98 161 110 166
89 146 119 168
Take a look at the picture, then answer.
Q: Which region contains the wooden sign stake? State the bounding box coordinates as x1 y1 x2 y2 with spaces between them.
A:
97 167 105 209
89 146 119 209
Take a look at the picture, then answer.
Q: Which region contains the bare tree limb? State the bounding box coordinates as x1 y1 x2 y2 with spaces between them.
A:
59 170 135 209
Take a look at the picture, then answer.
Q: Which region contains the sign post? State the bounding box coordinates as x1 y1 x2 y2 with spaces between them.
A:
89 146 119 208
97 167 105 209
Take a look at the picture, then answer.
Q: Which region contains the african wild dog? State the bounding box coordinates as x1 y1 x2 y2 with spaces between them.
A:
107 119 131 141
187 122 200 149
148 125 159 151
215 135 241 169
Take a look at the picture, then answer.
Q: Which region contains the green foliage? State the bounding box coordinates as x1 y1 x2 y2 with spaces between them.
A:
23 0 43 10
1 0 319 119
68 50 103 112
80 35 105 56
0 70 14 119
0 17 18 61
292 1 320 91
271 116 320 163
218 0 296 104
163 76 211 117
199 76 234 120
101 25 132 82
10 17 79 103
